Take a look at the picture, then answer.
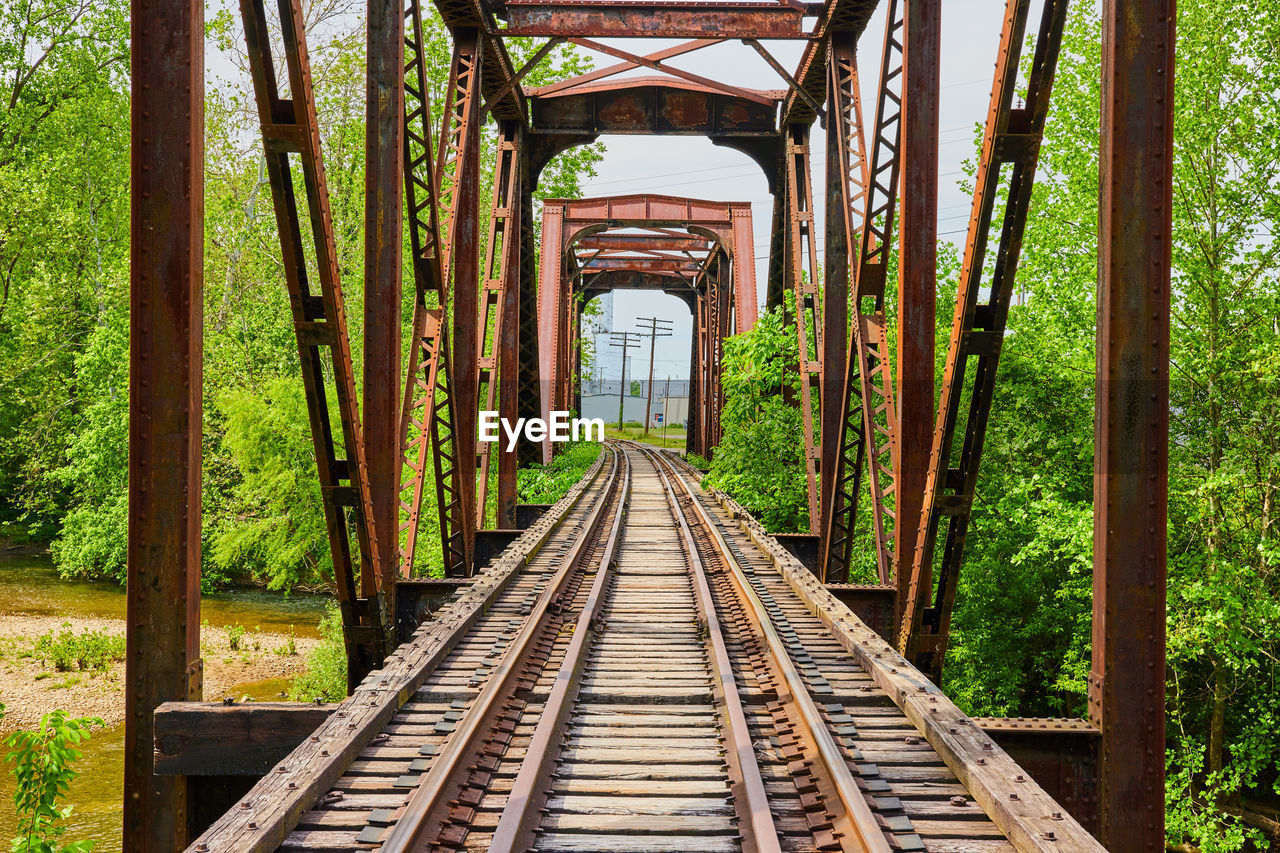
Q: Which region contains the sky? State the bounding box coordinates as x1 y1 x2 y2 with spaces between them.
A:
572 0 1038 385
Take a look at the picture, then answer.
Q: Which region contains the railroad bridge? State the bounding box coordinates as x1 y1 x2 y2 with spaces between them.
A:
125 0 1173 849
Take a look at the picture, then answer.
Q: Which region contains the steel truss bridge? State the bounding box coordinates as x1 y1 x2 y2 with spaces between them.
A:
124 0 1173 849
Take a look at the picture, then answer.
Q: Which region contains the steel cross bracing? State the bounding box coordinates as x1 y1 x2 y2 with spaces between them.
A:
821 0 904 585
898 0 1070 683
239 0 393 686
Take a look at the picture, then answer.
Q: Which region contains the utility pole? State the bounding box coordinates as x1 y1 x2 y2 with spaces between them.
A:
609 331 642 430
663 375 671 446
636 317 673 436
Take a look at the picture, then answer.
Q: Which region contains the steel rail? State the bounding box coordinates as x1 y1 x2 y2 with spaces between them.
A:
650 447 894 853
377 446 625 852
486 443 633 853
183 449 613 853
633 442 784 853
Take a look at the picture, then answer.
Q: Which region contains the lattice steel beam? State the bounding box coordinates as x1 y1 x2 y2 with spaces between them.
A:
241 0 392 685
399 0 471 579
821 4 902 585
476 122 523 529
898 0 1069 680
784 124 823 532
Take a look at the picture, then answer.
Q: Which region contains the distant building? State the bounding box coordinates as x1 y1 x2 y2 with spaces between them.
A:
580 379 691 426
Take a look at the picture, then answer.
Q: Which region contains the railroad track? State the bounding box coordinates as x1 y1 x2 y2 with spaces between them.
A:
191 441 1100 853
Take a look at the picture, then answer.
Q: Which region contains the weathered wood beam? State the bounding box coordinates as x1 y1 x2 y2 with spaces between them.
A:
154 703 337 777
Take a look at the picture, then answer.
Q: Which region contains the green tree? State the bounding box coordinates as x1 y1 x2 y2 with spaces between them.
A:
941 2 1280 847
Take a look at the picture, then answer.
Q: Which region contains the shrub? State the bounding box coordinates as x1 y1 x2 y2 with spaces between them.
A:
288 603 347 703
225 624 246 651
704 307 809 532
34 625 125 673
4 708 102 852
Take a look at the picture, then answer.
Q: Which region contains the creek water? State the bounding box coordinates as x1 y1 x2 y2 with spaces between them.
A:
0 553 331 850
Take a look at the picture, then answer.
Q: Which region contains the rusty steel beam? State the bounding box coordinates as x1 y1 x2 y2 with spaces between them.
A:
556 193 756 233
476 122 523 529
445 30 484 543
431 0 525 121
892 0 937 629
530 78 779 138
577 233 713 252
580 270 695 294
1092 0 1173 848
818 32 860 585
898 0 1068 683
516 154 543 468
125 0 203 843
364 0 403 602
503 0 817 38
822 3 903 586
399 0 470 579
567 38 778 106
729 206 758 332
482 38 562 117
686 302 706 455
744 37 825 119
765 186 787 310
784 123 823 532
241 0 392 688
580 257 702 273
779 0 880 127
537 202 565 463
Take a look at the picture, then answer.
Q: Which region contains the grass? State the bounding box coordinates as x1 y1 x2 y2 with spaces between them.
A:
516 441 604 505
603 425 688 450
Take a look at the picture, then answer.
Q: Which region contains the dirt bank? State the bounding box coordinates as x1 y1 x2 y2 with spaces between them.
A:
0 615 319 730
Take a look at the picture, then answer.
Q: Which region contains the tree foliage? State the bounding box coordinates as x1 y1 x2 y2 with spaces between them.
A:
0 0 602 592
705 307 809 532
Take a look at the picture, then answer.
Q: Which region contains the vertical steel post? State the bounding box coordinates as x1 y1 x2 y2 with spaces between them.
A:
516 163 543 468
1091 0 1174 848
364 0 403 596
687 296 702 456
450 29 482 527
537 202 564 463
730 206 759 332
821 39 852 571
496 126 524 529
125 0 203 845
894 0 939 614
